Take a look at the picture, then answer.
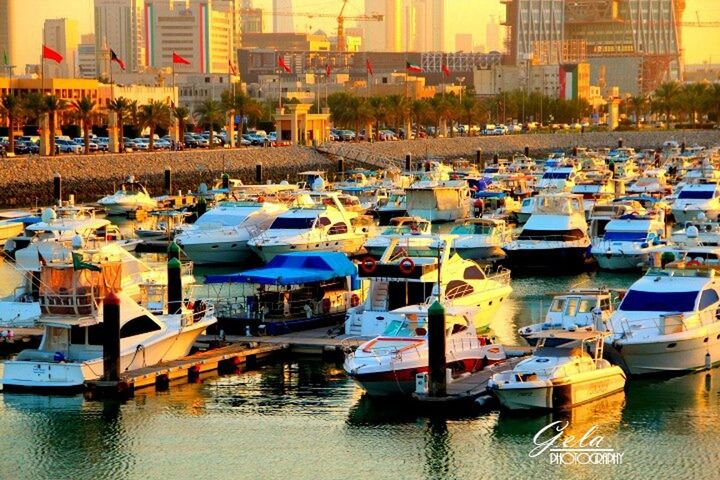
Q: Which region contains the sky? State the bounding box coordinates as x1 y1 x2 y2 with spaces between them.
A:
11 0 720 67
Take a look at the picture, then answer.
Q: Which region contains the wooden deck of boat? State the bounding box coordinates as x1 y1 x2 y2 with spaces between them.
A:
86 342 287 395
413 356 526 405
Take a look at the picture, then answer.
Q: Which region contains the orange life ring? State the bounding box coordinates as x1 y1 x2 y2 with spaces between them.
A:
687 260 702 267
360 256 377 274
257 196 265 203
350 293 360 307
398 257 415 274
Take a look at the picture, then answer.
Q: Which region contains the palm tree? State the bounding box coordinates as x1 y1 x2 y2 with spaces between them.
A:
628 95 647 127
173 106 190 143
680 82 709 124
72 97 96 154
44 95 67 156
708 83 720 125
138 100 172 150
410 100 428 139
367 96 388 141
193 99 225 148
0 94 24 154
108 97 130 150
221 91 262 134
458 95 479 136
652 81 681 127
384 95 410 138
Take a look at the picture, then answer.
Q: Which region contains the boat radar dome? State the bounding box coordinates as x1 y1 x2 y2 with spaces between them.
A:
280 180 289 185
71 234 84 250
197 183 208 195
41 208 57 223
312 176 325 192
687 225 700 238
697 212 707 221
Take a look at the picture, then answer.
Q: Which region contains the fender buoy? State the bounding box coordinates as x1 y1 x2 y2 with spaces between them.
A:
398 257 415 275
360 256 377 274
350 294 360 307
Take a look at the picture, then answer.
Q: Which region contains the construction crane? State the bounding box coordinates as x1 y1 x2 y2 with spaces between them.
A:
253 0 384 52
678 11 720 27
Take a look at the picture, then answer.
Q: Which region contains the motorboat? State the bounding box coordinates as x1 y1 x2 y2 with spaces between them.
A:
248 193 368 263
587 201 648 240
443 217 511 262
504 193 592 272
536 165 577 192
0 210 33 244
97 176 157 215
489 330 626 410
374 190 407 226
571 169 615 218
175 201 288 264
134 210 191 239
607 262 720 375
671 180 720 224
363 216 432 258
1 283 215 391
591 210 666 270
518 288 622 346
203 252 362 335
626 168 670 195
405 180 470 222
344 305 506 396
345 235 513 337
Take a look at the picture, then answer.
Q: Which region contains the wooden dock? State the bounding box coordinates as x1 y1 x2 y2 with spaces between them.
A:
85 342 287 397
412 356 526 407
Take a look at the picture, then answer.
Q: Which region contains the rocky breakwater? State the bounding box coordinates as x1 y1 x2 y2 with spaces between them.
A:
321 130 720 166
0 146 333 208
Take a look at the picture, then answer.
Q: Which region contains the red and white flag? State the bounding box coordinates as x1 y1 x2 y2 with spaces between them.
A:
406 61 422 73
111 49 126 70
278 56 291 73
366 59 374 76
172 51 191 65
42 45 63 64
325 63 332 77
441 63 450 77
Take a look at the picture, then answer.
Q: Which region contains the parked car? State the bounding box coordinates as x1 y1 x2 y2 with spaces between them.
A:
72 137 99 152
184 134 200 148
95 137 109 151
338 130 356 141
133 138 150 150
55 139 83 154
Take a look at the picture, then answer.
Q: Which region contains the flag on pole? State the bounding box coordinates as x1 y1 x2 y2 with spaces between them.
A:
228 59 237 76
42 45 63 64
366 59 374 76
72 252 101 272
441 63 450 77
172 51 191 65
405 61 422 73
110 49 126 70
325 63 331 77
278 56 291 73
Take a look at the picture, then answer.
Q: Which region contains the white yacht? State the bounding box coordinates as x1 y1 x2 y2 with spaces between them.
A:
504 193 592 272
627 168 670 195
591 211 666 270
2 286 215 391
344 235 513 337
375 190 407 226
405 180 470 222
443 217 511 262
175 201 288 264
248 193 368 263
518 288 620 346
671 180 720 224
608 264 720 375
98 177 157 215
536 165 577 192
363 216 432 257
571 169 615 218
344 305 506 396
489 331 626 410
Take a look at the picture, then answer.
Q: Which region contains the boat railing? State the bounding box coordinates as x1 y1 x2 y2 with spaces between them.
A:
211 294 348 321
39 285 101 316
614 312 689 337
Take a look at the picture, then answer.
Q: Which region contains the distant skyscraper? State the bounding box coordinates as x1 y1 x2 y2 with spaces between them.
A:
77 33 98 78
0 0 15 73
94 0 146 73
412 0 444 51
273 0 294 33
43 18 79 78
364 0 403 52
486 16 501 53
455 33 473 52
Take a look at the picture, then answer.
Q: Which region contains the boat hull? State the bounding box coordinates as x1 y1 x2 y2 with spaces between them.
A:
251 237 365 263
505 246 591 272
594 252 648 271
406 207 465 223
180 239 254 264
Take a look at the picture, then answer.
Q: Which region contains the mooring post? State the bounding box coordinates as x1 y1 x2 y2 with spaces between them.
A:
53 173 62 206
222 172 230 190
168 257 183 315
164 166 172 195
476 148 483 170
167 240 180 261
405 153 411 171
255 163 262 184
427 300 447 397
338 157 345 178
196 196 207 218
102 291 121 382
524 145 530 157
618 138 624 148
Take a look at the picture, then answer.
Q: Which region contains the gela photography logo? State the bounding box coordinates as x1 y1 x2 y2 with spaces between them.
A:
529 421 625 465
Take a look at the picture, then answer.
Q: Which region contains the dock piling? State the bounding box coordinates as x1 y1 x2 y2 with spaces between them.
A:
476 149 483 170
197 196 207 217
405 153 411 171
53 173 62 206
524 146 530 157
338 157 345 177
164 167 172 195
427 300 447 397
256 163 263 184
102 291 122 382
167 257 182 315
222 173 230 190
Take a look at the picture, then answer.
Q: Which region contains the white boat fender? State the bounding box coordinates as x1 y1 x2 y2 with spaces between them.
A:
706 352 712 370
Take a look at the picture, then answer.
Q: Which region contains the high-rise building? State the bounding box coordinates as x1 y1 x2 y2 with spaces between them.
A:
43 18 79 78
94 0 146 73
77 34 99 79
0 0 15 74
273 0 294 33
364 0 403 52
503 0 684 93
143 0 237 74
455 33 473 53
486 16 501 52
412 0 444 52
242 7 264 33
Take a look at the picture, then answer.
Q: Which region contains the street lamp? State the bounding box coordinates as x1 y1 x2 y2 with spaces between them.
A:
457 76 466 103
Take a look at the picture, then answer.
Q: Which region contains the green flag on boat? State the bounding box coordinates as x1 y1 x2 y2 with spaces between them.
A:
72 252 101 272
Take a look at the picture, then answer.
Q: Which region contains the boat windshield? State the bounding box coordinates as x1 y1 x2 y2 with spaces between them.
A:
452 224 495 235
678 190 715 200
269 217 316 229
603 231 648 242
382 319 427 337
619 290 699 312
542 172 571 179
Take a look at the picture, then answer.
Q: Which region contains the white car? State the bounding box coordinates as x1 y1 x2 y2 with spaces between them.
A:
55 139 83 154
133 138 150 150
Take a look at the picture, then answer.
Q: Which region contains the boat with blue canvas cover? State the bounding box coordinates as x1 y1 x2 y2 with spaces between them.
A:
203 252 364 335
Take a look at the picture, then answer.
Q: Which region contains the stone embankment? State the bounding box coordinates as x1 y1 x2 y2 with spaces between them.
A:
320 130 720 167
0 146 333 208
3 130 720 208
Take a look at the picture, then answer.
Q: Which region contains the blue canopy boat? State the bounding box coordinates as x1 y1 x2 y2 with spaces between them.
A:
204 252 363 335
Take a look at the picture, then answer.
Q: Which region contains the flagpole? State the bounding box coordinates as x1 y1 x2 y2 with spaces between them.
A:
41 52 45 96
